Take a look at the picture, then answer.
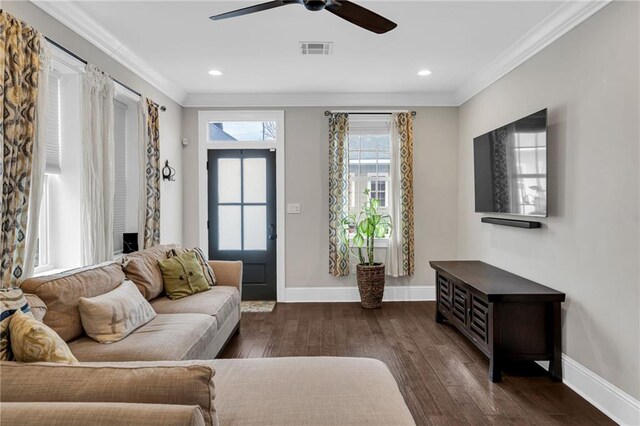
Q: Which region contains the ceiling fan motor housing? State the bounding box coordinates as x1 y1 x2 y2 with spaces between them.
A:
304 0 327 12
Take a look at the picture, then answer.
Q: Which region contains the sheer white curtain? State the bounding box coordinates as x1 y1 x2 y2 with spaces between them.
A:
81 64 115 265
386 115 403 277
23 36 51 279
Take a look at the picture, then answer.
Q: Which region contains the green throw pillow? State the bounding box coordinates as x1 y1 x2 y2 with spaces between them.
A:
158 252 210 300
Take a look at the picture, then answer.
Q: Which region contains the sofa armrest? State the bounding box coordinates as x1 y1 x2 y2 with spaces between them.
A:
1 402 205 426
209 260 242 297
0 361 218 426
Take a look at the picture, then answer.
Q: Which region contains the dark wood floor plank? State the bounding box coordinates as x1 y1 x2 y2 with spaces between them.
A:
220 302 614 426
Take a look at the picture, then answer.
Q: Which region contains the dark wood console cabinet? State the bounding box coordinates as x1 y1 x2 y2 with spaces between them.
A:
430 261 565 383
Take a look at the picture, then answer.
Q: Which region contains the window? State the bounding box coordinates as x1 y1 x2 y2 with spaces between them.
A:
348 115 392 221
208 121 277 142
35 72 62 273
35 48 84 274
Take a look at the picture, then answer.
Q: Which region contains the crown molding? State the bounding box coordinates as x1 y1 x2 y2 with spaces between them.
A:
184 92 458 108
454 0 611 106
31 0 610 109
31 0 187 106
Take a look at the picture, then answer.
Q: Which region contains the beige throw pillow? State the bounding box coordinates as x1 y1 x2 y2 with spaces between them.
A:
9 310 78 364
79 280 156 344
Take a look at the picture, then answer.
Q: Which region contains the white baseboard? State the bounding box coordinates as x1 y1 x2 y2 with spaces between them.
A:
282 285 435 303
537 355 640 425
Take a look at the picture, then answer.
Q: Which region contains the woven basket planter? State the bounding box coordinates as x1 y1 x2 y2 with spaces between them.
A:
356 263 385 309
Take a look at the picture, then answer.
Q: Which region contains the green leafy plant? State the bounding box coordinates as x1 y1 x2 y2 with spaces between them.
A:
339 189 392 266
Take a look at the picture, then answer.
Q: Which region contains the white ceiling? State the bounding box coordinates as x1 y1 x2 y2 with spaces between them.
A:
35 1 608 105
73 1 562 92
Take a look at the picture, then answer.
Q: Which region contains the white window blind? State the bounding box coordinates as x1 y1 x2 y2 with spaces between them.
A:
45 75 61 173
113 100 127 255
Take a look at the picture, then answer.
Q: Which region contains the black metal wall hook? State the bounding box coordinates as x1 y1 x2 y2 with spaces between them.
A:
162 160 176 182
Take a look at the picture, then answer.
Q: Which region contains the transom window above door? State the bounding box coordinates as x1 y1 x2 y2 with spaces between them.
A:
208 120 277 142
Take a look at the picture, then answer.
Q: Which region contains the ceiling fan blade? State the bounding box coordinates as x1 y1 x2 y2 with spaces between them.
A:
210 0 302 21
325 0 397 34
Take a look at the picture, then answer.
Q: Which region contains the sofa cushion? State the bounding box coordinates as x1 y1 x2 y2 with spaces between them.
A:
151 286 240 330
159 252 210 300
1 288 33 361
79 281 156 343
1 402 206 426
211 357 416 426
0 360 218 426
122 244 179 300
9 310 78 364
68 314 217 362
19 262 124 342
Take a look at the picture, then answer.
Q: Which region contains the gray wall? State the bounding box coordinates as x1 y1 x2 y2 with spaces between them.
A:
456 1 639 398
182 107 459 288
4 1 184 245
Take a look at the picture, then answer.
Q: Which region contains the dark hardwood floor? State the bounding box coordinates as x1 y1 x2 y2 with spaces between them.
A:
219 302 614 426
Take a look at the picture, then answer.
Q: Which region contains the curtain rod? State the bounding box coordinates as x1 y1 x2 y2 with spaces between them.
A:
45 37 167 112
324 110 416 117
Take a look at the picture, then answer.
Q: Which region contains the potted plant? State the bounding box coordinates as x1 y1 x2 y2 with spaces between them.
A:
339 189 392 308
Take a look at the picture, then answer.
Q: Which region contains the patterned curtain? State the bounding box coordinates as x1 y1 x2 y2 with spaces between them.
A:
386 113 415 277
328 113 350 277
138 98 160 249
0 12 44 286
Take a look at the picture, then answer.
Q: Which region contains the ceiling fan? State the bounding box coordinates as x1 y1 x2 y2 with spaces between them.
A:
210 0 397 34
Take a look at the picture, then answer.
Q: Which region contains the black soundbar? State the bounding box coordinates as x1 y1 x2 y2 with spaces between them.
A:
481 217 542 229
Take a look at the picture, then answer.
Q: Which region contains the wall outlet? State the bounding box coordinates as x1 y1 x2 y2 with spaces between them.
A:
287 203 301 214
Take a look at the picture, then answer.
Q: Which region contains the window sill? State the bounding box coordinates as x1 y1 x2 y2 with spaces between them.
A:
34 267 69 277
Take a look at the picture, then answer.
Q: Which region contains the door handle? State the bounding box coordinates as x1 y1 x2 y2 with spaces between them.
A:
268 224 277 240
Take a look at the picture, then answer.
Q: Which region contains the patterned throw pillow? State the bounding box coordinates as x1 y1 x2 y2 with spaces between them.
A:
9 310 78 364
159 252 210 300
0 288 34 361
166 247 216 286
79 280 157 344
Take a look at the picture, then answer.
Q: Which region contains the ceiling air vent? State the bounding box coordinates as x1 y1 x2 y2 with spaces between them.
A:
300 42 333 56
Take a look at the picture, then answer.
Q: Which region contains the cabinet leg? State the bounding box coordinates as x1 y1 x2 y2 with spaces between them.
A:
489 355 502 382
435 308 444 324
549 356 562 382
549 302 562 382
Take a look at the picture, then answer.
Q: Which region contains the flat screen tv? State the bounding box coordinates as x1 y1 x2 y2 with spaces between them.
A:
473 109 547 217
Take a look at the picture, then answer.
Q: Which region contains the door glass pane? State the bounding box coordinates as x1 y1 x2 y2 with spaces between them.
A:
243 158 266 203
218 206 242 250
209 121 276 142
243 206 267 250
218 159 241 203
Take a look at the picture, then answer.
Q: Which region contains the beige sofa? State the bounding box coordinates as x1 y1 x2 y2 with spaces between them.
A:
1 357 415 426
18 244 243 361
1 245 415 425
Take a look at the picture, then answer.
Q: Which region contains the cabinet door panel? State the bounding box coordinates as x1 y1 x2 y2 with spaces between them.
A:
469 294 489 343
438 275 452 313
452 284 468 326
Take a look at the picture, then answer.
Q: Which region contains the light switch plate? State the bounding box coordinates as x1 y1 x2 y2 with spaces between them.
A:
287 203 301 214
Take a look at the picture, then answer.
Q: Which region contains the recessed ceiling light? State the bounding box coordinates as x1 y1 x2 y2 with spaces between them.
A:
418 69 432 77
208 69 223 76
